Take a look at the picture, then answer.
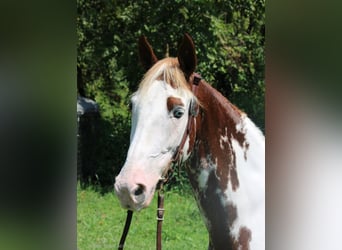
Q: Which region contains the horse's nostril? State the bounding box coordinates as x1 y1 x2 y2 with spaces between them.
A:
134 184 145 196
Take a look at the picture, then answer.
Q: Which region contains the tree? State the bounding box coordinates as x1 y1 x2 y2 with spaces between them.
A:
77 0 265 188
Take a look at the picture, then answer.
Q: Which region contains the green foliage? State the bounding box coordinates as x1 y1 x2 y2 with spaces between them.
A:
164 164 193 195
77 184 207 249
77 0 265 188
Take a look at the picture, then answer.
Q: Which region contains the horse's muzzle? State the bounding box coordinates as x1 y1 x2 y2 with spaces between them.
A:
114 175 156 211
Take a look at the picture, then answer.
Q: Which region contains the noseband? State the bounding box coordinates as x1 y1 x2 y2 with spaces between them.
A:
117 73 201 250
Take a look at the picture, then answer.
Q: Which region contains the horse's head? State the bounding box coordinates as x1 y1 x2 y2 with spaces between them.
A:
115 34 198 211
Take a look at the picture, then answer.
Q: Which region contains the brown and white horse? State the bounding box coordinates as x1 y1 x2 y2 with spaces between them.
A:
115 34 265 250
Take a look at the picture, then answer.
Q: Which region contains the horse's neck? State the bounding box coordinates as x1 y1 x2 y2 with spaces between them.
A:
187 81 265 250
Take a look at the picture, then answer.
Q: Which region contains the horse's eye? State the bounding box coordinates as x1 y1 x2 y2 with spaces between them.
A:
173 107 184 119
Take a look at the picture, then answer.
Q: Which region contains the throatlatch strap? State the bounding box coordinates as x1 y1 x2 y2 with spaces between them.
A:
118 210 133 250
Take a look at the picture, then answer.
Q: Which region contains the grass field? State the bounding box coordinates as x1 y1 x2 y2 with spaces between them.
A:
77 184 208 249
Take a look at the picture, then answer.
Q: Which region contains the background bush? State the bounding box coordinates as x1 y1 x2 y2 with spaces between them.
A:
77 0 265 189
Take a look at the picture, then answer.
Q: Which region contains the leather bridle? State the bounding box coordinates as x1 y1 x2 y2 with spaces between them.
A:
117 73 201 250
171 73 201 164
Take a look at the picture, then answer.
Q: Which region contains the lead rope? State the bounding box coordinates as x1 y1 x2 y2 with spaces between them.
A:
156 187 165 250
117 183 165 250
118 210 133 250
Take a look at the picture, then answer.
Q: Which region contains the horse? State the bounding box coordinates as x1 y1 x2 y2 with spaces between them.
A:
114 34 265 250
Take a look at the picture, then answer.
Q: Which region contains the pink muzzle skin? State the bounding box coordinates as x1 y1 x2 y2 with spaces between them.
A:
114 170 160 211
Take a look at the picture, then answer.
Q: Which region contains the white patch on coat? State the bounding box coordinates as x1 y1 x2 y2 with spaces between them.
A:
223 117 265 250
235 113 247 133
219 127 229 150
235 117 252 160
197 156 217 192
198 168 210 190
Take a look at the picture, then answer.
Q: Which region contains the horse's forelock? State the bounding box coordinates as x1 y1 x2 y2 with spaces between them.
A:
136 57 193 98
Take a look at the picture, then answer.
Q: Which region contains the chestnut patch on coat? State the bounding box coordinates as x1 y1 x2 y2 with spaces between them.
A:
186 80 252 249
192 81 248 192
166 97 184 112
187 166 239 250
232 226 252 250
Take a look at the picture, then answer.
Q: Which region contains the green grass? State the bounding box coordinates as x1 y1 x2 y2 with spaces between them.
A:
77 185 208 249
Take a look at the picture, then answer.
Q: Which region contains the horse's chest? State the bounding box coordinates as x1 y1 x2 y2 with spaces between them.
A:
188 142 258 249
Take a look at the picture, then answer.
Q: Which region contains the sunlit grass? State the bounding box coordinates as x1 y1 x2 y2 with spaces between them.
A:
77 185 208 249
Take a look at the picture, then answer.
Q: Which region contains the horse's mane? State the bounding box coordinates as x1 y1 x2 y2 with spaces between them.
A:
136 58 194 99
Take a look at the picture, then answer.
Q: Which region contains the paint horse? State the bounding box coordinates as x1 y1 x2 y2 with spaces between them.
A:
115 34 265 250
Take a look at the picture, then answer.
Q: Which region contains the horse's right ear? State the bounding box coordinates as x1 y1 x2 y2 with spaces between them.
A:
178 33 197 80
138 36 158 71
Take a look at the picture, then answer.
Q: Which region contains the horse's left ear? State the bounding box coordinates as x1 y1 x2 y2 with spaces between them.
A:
138 35 158 71
178 33 197 80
